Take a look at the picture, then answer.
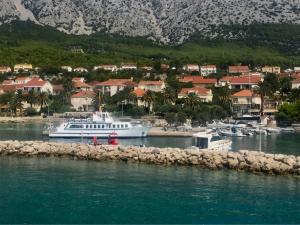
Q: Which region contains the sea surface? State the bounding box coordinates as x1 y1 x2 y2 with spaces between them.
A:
0 156 300 224
0 122 300 224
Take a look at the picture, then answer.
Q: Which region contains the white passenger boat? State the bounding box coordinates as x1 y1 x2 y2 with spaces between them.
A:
48 112 151 138
193 130 232 151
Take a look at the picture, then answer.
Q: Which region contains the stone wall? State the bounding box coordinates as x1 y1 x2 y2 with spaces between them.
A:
0 141 300 176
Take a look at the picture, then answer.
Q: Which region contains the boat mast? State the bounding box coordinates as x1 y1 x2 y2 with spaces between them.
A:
98 92 102 112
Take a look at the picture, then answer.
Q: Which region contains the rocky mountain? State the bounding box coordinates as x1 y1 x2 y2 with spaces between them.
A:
0 0 299 43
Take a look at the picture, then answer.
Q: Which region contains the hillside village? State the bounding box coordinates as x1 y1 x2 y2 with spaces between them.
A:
0 62 300 125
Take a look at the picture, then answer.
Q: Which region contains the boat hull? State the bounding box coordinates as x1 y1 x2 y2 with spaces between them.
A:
49 126 151 138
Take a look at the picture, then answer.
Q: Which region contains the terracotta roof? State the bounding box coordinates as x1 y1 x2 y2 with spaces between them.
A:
179 76 217 84
0 66 11 71
73 81 92 88
232 90 254 97
2 80 14 85
97 79 136 86
71 91 95 98
138 81 164 86
53 84 64 91
0 85 16 92
228 66 250 73
24 78 47 87
133 88 146 97
15 76 30 81
220 75 261 84
179 87 211 96
201 65 217 69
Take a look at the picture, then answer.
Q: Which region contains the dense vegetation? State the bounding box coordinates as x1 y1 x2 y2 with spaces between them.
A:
0 21 299 68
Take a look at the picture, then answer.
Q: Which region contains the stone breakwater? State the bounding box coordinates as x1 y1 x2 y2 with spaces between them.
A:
0 141 300 176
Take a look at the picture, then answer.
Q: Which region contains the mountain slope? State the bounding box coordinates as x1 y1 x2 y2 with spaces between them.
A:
0 0 299 43
0 21 299 68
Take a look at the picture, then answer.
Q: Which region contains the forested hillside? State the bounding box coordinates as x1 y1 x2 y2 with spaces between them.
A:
0 21 299 68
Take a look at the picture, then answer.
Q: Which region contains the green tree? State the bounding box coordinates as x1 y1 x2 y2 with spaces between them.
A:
183 93 201 110
38 92 49 113
142 90 156 113
26 90 37 108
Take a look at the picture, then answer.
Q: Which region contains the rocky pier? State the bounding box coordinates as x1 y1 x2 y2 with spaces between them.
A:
0 141 300 176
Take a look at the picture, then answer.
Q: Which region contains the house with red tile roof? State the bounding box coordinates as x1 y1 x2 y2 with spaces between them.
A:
71 91 95 111
133 88 146 107
2 80 14 85
138 81 166 92
52 84 65 95
219 75 262 90
183 64 200 72
228 66 250 74
200 65 217 76
0 66 12 74
231 90 261 116
178 87 213 102
73 79 92 92
14 76 32 85
23 78 53 94
95 79 136 96
179 76 217 88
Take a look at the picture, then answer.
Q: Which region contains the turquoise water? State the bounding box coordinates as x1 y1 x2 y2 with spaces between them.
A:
0 123 300 155
0 156 300 224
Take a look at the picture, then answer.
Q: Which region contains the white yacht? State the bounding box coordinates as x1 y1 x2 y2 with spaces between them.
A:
193 130 232 151
48 112 151 138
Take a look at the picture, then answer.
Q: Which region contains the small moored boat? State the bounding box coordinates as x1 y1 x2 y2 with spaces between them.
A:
193 130 232 151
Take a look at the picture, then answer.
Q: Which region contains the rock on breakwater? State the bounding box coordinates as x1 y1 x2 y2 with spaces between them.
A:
0 141 300 176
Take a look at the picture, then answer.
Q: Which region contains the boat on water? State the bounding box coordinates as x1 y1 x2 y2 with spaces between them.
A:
193 130 232 151
48 112 151 138
218 127 246 137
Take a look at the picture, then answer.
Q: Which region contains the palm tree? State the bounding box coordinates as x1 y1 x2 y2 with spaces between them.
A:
183 93 201 110
255 81 269 116
142 90 155 112
212 86 232 112
15 90 24 116
162 87 176 104
37 92 49 113
26 90 37 108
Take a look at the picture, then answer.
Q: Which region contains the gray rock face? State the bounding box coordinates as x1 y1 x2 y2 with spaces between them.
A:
0 0 299 43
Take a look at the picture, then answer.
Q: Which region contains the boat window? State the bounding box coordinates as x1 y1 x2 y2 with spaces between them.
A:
98 125 101 129
108 124 111 128
125 124 128 128
117 124 120 128
112 125 115 128
94 125 97 129
196 138 208 149
102 125 105 129
85 125 89 129
69 124 83 129
90 125 93 129
121 124 124 128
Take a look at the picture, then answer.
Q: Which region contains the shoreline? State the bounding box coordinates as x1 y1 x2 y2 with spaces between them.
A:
0 141 299 176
